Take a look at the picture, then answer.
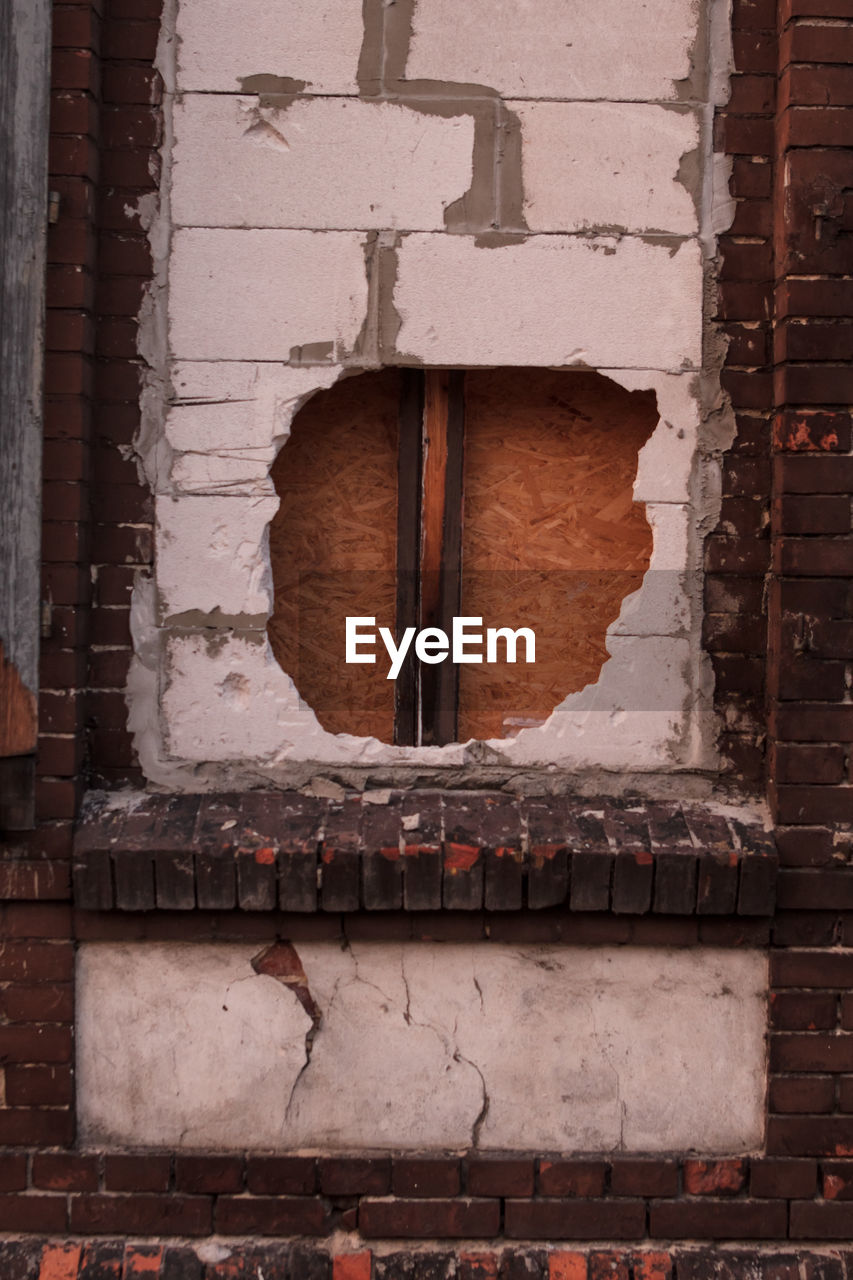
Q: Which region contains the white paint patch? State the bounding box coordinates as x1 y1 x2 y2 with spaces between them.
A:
77 942 767 1153
172 96 475 231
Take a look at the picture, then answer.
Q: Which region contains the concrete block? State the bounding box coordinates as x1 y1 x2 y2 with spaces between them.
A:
407 0 698 100
513 102 700 235
162 632 373 764
169 229 369 361
174 0 363 94
394 233 703 371
77 941 767 1152
156 494 279 618
166 364 343 492
172 96 474 231
610 504 693 638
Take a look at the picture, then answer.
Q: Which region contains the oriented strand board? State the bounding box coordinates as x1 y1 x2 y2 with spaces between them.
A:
459 368 657 741
268 370 401 741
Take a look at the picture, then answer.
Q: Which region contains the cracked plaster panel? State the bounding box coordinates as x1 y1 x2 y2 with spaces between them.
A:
168 229 368 362
76 944 311 1150
393 235 703 371
513 102 700 235
156 495 278 619
406 0 699 101
76 942 767 1153
174 0 363 94
171 96 475 232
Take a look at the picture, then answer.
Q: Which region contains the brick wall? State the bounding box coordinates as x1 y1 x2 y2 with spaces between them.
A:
1 0 853 1268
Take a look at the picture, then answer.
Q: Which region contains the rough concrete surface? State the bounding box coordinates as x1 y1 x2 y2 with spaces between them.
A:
171 96 475 231
406 0 699 100
174 0 364 94
77 942 767 1153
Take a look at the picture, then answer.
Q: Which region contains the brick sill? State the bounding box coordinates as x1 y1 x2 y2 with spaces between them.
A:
72 791 777 916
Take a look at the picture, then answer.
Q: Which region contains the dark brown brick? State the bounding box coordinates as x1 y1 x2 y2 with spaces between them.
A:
750 1158 818 1198
319 1157 391 1196
174 1155 244 1194
215 1195 328 1236
609 1160 678 1197
70 1193 211 1236
504 1199 645 1241
649 1199 787 1239
245 1155 317 1195
392 1158 461 1198
103 1153 171 1192
467 1158 534 1197
360 1198 500 1239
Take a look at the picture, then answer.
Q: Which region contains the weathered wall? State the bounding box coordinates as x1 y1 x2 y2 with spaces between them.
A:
124 0 738 789
77 941 767 1153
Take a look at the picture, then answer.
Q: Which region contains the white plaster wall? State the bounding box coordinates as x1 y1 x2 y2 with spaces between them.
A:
77 942 767 1153
129 0 736 784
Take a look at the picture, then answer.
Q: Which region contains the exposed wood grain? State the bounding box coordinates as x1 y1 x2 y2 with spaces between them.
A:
419 370 464 746
458 367 657 742
267 370 401 741
394 369 423 746
0 0 50 765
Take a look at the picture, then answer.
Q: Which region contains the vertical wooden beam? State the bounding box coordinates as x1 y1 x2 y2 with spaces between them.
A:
0 0 51 825
419 369 465 746
394 370 423 746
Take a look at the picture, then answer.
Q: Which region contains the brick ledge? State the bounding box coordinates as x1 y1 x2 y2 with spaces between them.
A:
72 791 777 916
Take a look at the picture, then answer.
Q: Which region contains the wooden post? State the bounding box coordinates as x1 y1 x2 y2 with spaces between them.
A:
0 0 51 826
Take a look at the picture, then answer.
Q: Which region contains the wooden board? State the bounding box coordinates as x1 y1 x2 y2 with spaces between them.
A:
458 367 657 742
0 0 50 768
267 370 401 741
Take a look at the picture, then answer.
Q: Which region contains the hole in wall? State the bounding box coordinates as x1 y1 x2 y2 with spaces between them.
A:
267 367 658 745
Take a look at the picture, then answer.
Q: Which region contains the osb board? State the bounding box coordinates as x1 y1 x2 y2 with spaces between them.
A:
268 370 401 741
458 368 657 742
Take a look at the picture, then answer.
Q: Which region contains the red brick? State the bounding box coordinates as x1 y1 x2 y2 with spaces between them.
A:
768 1114 853 1155
215 1195 327 1236
841 1076 853 1110
360 1198 500 1239
781 22 853 65
790 1201 853 1239
6 1064 73 1106
0 1194 67 1233
785 63 853 106
173 1155 243 1195
727 74 775 113
37 1242 82 1280
0 1108 74 1146
319 1157 390 1196
683 1159 747 1195
0 1024 72 1062
609 1161 678 1197
733 29 777 72
459 1254 499 1280
103 1153 170 1192
334 1255 372 1280
52 48 99 93
588 1255 629 1280
772 1031 853 1073
102 105 161 150
102 19 160 59
749 1158 818 1198
245 1156 316 1195
538 1161 607 1197
391 1158 460 1198
774 704 853 742
505 1199 644 1241
549 1255 587 1280
774 789 853 825
33 1152 98 1191
632 1254 673 1280
467 1157 534 1197
771 991 838 1030
70 1193 211 1236
0 1155 27 1193
822 1162 853 1200
649 1199 787 1239
102 64 162 104
716 114 775 155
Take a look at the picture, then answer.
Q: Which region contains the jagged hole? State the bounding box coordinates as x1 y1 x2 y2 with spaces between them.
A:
267 367 657 744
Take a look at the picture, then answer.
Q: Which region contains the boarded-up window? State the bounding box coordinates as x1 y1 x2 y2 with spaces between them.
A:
268 367 656 746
